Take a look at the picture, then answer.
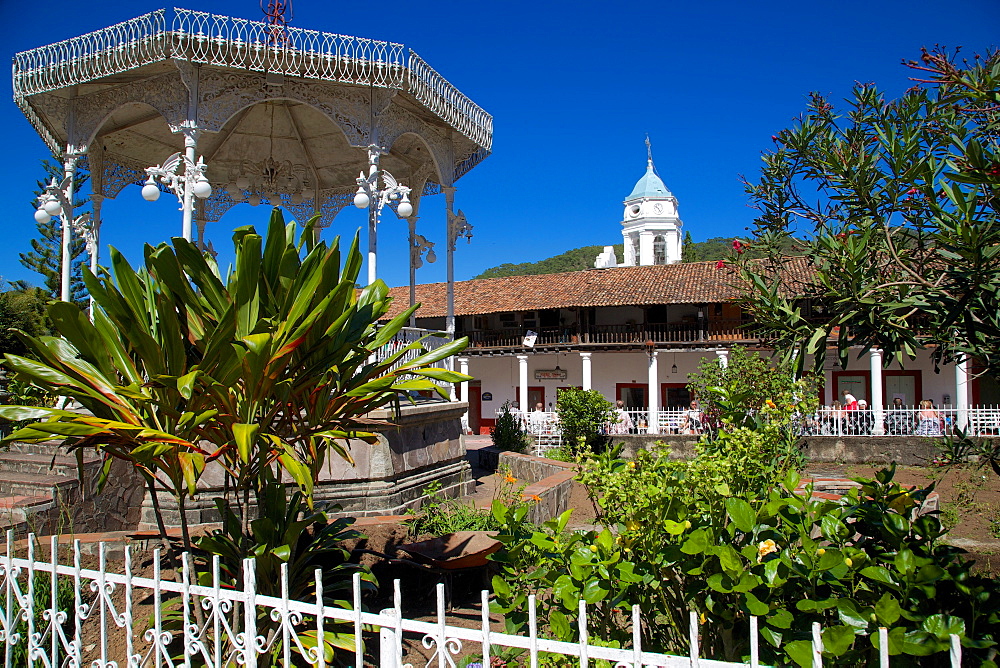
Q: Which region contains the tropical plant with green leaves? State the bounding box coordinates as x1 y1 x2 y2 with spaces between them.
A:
0 210 470 552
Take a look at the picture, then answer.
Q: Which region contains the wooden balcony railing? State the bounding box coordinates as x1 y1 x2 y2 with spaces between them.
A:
465 320 756 349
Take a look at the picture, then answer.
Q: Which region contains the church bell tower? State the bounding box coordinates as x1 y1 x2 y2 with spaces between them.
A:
619 138 683 266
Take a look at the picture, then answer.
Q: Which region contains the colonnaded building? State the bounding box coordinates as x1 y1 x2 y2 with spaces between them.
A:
383 154 1000 434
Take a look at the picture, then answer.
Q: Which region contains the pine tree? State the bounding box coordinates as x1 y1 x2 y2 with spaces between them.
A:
681 231 695 262
20 159 89 305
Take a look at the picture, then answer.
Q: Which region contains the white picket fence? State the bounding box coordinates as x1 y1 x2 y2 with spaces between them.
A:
0 532 971 667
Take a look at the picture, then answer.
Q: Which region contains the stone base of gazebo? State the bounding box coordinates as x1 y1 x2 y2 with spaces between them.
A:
139 401 473 529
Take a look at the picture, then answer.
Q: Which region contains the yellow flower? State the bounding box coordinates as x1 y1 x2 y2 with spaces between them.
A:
529 494 542 503
625 520 640 532
816 548 826 555
504 474 517 484
757 539 778 562
699 612 707 624
765 399 776 408
627 461 637 470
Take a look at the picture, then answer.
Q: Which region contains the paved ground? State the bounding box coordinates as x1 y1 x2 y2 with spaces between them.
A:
462 434 498 508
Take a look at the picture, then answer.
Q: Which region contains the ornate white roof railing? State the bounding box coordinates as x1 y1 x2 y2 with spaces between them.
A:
12 7 492 151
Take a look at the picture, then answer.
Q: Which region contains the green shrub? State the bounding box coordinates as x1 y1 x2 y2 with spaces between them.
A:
555 388 615 453
491 456 1000 666
491 401 528 452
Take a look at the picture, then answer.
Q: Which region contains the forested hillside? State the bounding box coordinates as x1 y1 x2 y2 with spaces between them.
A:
473 236 753 279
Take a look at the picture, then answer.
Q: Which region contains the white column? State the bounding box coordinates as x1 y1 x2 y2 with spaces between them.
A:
580 352 593 391
59 153 80 303
870 348 885 435
458 357 470 433
956 356 970 432
647 350 659 434
181 128 199 242
408 215 418 328
443 186 459 400
88 194 103 318
517 355 529 412
638 230 655 266
366 147 380 286
443 186 457 339
622 231 636 266
715 349 729 368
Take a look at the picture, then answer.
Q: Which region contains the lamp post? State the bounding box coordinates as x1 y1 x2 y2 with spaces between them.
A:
353 145 413 285
141 151 213 241
34 177 92 303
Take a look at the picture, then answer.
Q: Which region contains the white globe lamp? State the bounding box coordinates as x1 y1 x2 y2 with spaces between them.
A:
397 199 413 218
192 175 212 199
141 178 161 202
42 198 63 216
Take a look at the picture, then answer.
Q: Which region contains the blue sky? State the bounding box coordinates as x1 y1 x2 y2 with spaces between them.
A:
2 0 998 290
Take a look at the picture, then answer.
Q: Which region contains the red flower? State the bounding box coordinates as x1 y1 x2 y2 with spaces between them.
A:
732 239 744 253
906 187 918 195
715 260 726 269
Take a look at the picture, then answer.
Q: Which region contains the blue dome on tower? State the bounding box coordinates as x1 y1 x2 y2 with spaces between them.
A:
625 159 672 202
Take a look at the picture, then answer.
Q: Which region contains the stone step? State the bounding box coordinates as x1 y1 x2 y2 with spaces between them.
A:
5 440 99 461
0 495 57 539
0 471 79 499
0 452 100 477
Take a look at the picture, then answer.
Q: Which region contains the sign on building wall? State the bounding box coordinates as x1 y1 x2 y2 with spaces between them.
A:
482 392 493 401
535 369 568 381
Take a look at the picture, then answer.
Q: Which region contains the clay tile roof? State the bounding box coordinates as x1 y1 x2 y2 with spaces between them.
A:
382 257 812 320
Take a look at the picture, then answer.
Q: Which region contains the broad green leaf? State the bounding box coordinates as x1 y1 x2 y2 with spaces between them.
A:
822 625 855 656
681 528 710 555
874 593 900 625
726 497 756 533
784 640 815 667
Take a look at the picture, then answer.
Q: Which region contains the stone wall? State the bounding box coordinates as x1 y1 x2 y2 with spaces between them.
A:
141 401 473 528
606 434 947 466
499 451 575 525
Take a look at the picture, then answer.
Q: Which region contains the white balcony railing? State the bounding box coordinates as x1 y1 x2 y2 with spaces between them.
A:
507 405 1000 449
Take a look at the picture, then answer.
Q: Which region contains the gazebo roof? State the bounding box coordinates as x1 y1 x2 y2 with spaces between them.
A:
12 8 492 228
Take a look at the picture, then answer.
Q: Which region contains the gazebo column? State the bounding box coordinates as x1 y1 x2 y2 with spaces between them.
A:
870 348 885 434
59 151 81 303
647 350 659 434
458 356 470 433
180 126 201 243
580 352 593 391
408 215 419 328
956 356 970 431
517 354 529 412
88 194 103 314
365 145 381 285
443 186 458 340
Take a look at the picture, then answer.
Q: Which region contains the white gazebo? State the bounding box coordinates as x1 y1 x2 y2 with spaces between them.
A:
14 7 490 340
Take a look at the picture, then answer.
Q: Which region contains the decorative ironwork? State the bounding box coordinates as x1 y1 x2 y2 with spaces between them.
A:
142 152 212 208
13 9 492 153
407 50 493 152
261 0 293 45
